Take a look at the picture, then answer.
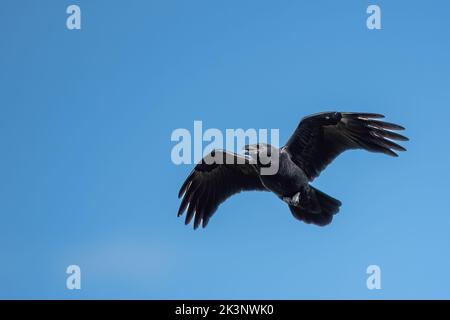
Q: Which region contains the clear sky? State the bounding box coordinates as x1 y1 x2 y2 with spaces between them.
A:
1 0 449 299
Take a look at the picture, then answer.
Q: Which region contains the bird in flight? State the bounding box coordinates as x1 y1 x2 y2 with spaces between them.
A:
177 112 408 229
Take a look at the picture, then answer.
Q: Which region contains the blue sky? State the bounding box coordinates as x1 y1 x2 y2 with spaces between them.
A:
1 0 450 299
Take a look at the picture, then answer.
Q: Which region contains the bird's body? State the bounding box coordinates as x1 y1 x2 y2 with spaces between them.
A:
258 148 308 198
177 111 408 229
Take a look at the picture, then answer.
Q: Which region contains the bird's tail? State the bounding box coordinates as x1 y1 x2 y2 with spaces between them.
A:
289 186 341 226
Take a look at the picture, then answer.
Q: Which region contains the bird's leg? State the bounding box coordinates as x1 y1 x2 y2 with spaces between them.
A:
282 192 301 207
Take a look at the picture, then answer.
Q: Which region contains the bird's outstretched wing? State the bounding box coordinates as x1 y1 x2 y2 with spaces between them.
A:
284 112 408 181
178 150 267 229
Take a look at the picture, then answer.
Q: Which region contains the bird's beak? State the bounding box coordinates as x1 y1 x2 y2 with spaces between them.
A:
243 146 253 155
243 146 256 160
243 145 256 152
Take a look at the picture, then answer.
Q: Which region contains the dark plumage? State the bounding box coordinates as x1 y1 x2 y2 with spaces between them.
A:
177 112 408 229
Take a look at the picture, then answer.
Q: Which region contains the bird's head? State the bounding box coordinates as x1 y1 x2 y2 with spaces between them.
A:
243 143 278 165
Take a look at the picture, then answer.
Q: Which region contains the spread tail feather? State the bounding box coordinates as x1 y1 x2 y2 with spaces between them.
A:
289 186 341 226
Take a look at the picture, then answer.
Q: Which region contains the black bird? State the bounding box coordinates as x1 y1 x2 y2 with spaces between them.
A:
177 112 408 229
